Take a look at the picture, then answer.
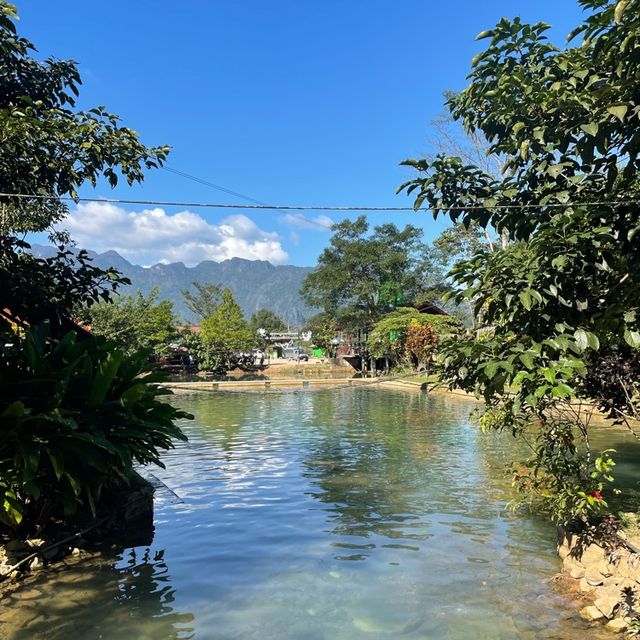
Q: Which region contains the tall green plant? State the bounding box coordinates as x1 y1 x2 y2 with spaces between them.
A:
0 324 189 533
200 289 255 370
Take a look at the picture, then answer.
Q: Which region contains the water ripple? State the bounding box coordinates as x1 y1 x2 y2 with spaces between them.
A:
1 389 625 640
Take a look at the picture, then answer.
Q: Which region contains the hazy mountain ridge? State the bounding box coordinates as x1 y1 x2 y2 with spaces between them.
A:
30 245 315 325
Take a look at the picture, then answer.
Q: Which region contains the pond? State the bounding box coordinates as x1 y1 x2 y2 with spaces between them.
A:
1 388 633 639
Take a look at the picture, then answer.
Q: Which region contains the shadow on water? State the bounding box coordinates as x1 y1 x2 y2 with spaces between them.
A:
0 547 195 640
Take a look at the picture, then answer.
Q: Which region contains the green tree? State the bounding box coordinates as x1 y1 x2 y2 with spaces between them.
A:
249 309 286 334
78 288 177 356
301 216 446 331
399 0 640 524
0 0 168 336
181 282 222 321
179 328 226 373
305 312 338 354
200 289 255 368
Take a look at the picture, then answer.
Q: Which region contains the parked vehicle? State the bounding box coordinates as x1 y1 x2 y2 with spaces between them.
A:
282 347 309 361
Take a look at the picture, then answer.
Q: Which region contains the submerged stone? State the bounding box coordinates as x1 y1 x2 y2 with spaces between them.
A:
605 617 629 633
579 606 604 622
594 595 621 619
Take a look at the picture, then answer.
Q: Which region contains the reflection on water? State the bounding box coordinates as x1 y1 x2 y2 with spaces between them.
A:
2 389 632 639
0 548 195 639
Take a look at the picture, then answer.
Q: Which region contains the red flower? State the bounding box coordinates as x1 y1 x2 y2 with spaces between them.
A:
589 490 603 501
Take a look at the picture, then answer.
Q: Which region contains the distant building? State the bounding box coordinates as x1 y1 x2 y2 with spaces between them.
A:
414 299 448 316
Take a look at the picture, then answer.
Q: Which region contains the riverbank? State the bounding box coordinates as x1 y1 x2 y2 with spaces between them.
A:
0 474 155 592
557 525 640 635
160 370 484 401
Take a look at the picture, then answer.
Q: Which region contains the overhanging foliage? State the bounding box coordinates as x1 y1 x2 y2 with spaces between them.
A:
400 0 640 524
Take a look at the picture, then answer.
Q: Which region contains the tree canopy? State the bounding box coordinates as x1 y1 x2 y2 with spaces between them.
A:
0 2 168 236
200 289 255 358
181 282 222 322
300 216 446 330
249 308 286 334
0 0 169 337
400 0 640 523
77 288 177 356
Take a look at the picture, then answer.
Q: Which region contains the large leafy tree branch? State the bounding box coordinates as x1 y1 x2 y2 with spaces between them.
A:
399 0 640 524
0 1 170 335
0 2 169 234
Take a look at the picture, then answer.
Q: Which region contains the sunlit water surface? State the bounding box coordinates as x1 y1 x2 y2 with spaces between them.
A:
2 389 634 640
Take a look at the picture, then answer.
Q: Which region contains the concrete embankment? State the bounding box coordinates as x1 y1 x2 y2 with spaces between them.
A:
159 377 484 401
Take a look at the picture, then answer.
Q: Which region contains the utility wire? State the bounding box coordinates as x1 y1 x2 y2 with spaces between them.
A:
161 166 267 206
1 192 639 212
163 167 332 230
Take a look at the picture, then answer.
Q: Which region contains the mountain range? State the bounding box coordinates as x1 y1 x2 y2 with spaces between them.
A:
30 245 315 325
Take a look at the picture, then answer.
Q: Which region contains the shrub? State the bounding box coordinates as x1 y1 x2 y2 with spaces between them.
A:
368 307 460 367
0 323 189 533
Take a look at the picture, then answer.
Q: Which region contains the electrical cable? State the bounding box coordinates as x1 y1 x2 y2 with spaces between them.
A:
1 192 639 213
161 166 266 206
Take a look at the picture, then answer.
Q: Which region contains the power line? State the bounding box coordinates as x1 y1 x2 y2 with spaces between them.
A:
1 192 639 212
161 166 332 230
161 166 266 206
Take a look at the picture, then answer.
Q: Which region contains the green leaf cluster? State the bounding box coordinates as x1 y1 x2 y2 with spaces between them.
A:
0 324 189 533
77 288 177 356
0 2 169 234
400 0 640 523
200 289 255 368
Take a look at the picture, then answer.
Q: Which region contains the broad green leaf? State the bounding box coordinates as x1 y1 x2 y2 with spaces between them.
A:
519 290 532 311
625 329 640 348
89 351 124 407
586 332 600 350
476 29 494 40
519 352 535 369
580 122 599 137
552 383 573 398
484 362 498 378
607 104 628 121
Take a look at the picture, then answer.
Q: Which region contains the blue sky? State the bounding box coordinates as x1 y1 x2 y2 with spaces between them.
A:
23 1 584 266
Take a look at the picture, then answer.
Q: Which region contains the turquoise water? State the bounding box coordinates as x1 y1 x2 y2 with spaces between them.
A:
1 389 628 639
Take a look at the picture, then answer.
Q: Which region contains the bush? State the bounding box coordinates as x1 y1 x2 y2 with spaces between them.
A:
0 323 189 534
368 307 460 367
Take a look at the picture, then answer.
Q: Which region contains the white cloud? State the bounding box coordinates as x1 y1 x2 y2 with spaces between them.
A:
280 213 334 231
60 202 289 266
